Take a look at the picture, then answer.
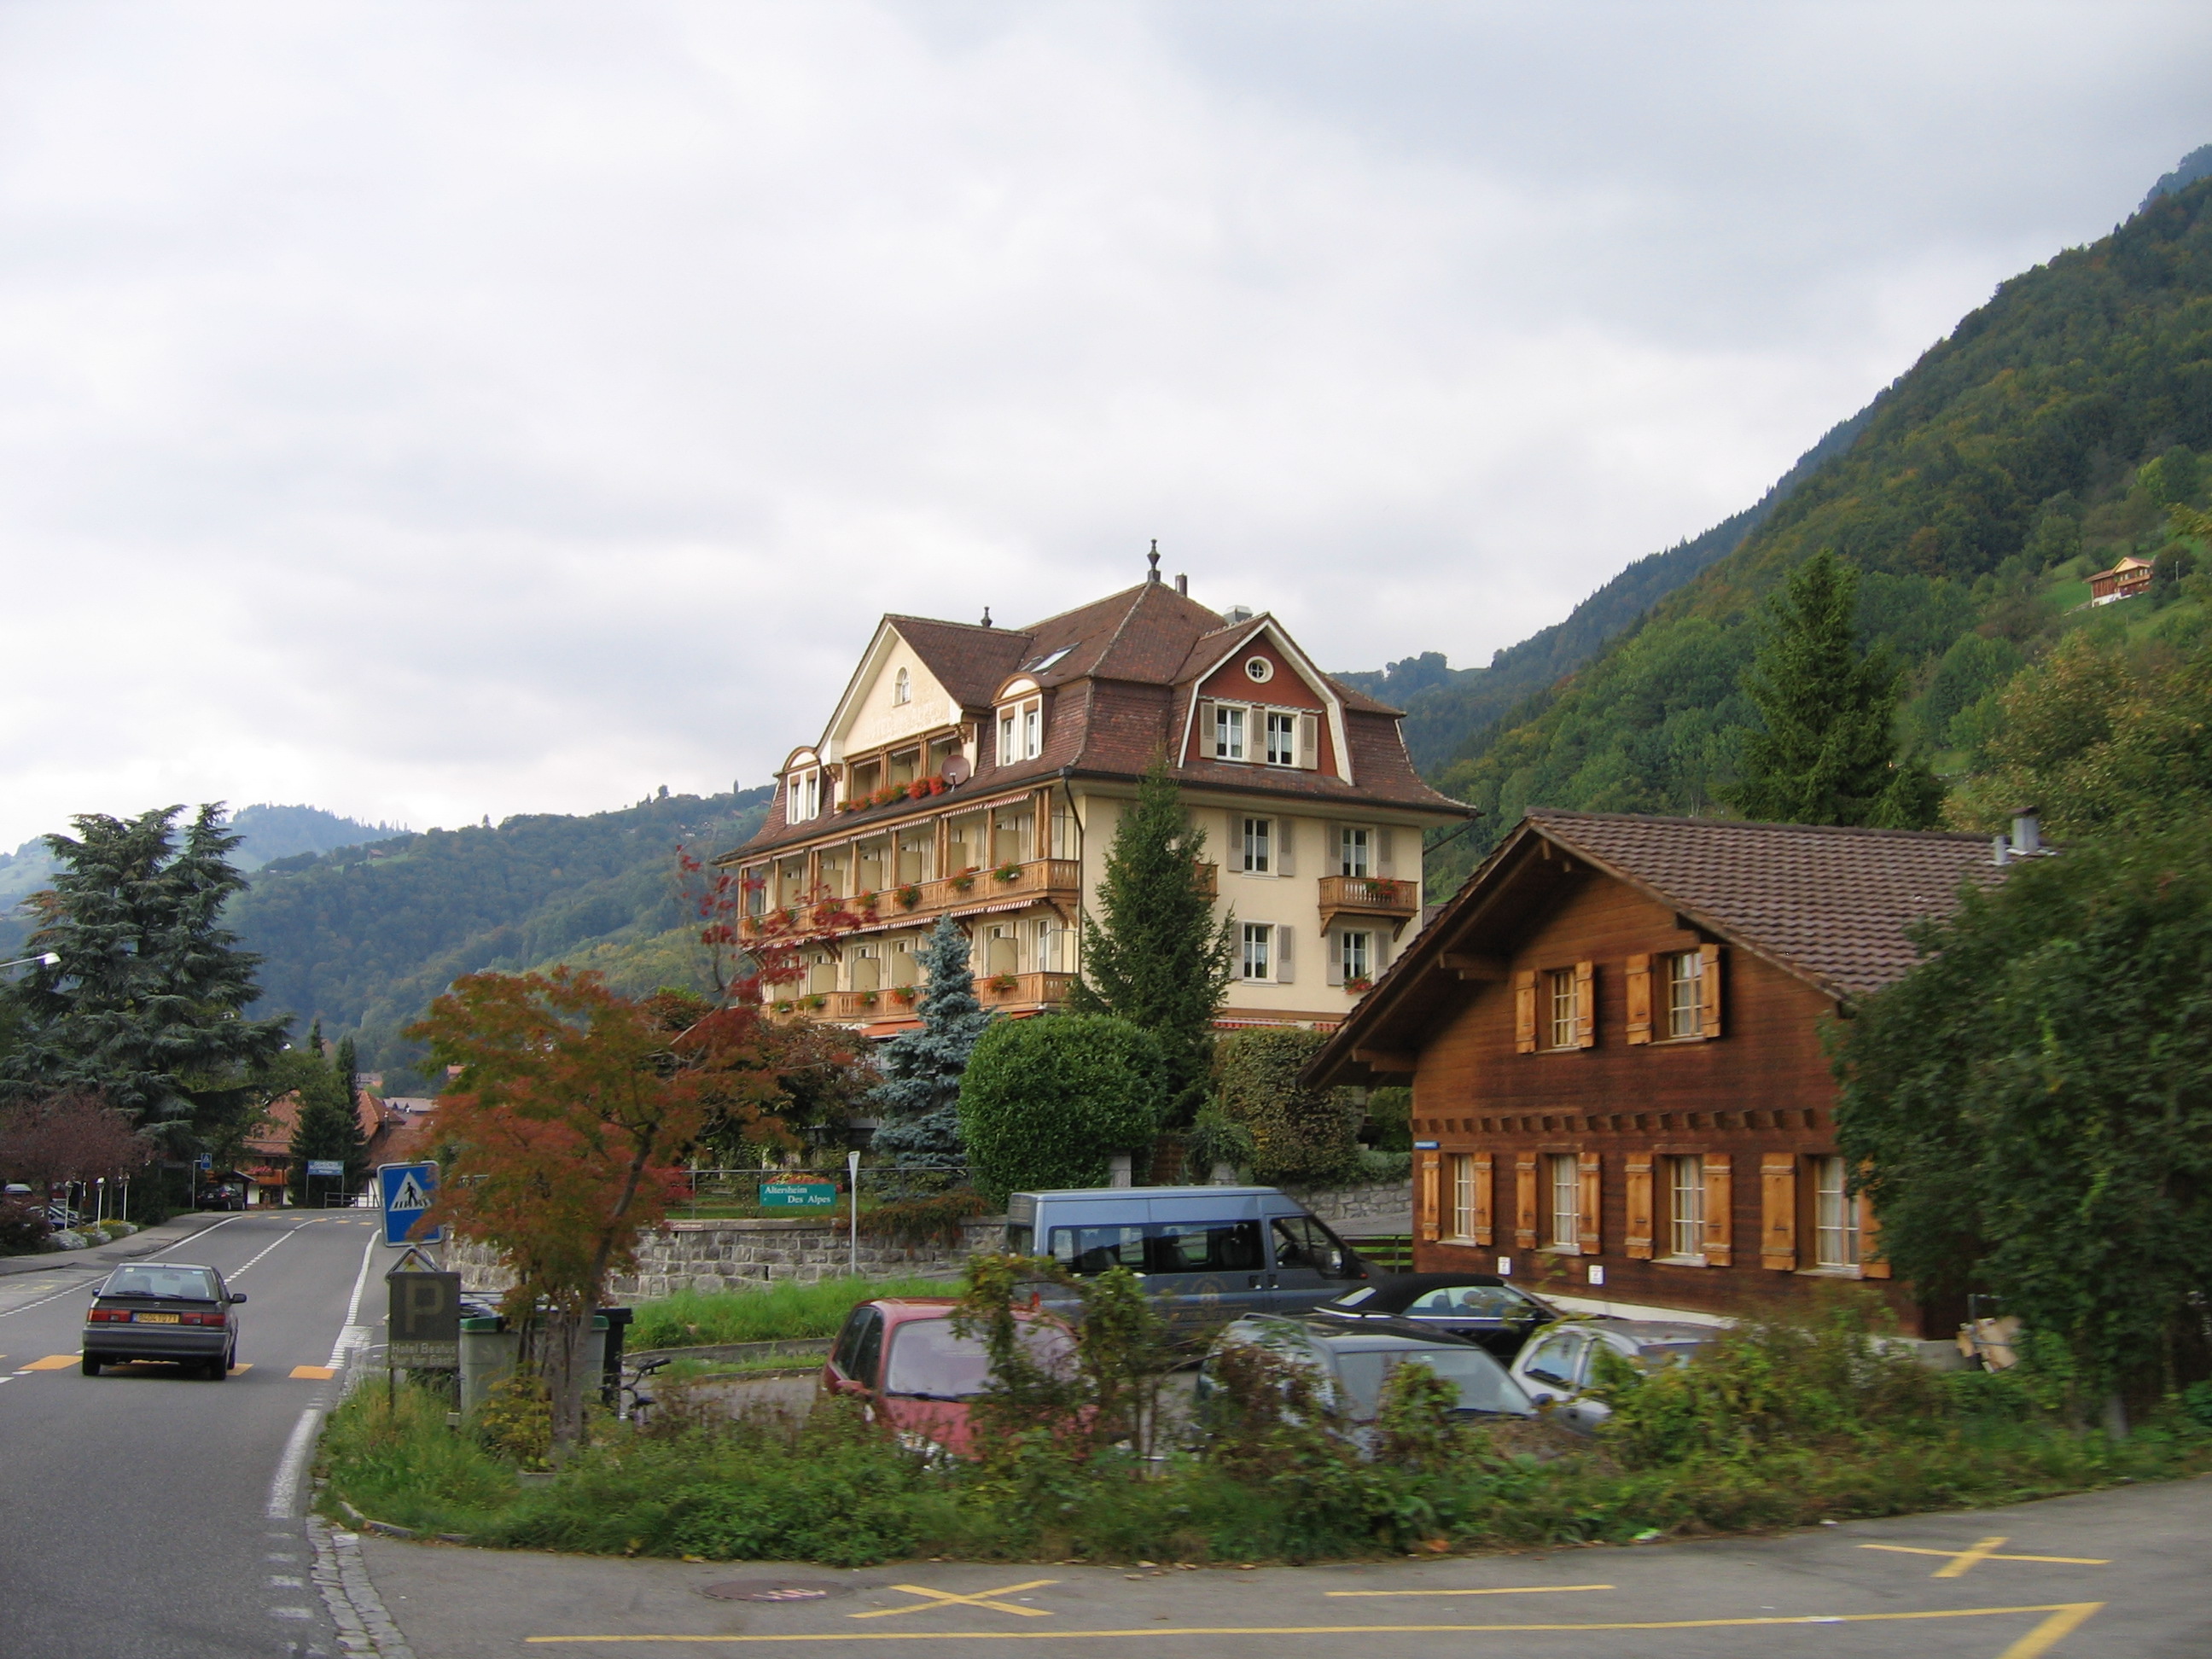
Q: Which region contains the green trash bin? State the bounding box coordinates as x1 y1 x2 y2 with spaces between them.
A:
457 1313 608 1417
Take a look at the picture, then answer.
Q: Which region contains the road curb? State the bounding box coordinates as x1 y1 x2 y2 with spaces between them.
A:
312 1516 417 1659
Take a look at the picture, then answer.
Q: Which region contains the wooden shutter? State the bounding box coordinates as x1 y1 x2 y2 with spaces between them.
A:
1472 1152 1493 1246
1702 1154 1732 1266
1574 959 1596 1048
1324 932 1342 987
1625 1154 1654 1259
1513 1153 1539 1249
1698 943 1723 1039
1760 1155 1797 1272
1417 1151 1441 1243
1576 1151 1602 1255
1297 712 1319 769
1859 1187 1891 1278
1275 926 1294 984
1513 969 1538 1052
1624 953 1653 1045
1376 828 1396 878
1194 699 1216 760
1275 817 1295 876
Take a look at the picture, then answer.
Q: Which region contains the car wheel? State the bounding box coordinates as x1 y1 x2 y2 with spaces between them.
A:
207 1354 230 1381
81 1353 102 1376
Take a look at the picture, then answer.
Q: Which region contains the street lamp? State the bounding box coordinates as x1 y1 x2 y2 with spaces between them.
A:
0 952 59 972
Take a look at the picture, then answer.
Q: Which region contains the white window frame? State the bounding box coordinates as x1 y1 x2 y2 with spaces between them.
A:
1813 1155 1860 1269
1546 1153 1579 1250
1214 702 1248 760
1665 950 1703 1039
892 667 911 706
789 768 821 822
1240 816 1272 874
1240 922 1274 981
1264 710 1298 766
1338 825 1371 876
1449 1154 1476 1242
997 696 1043 763
1546 967 1579 1050
1665 1155 1705 1261
1338 928 1373 986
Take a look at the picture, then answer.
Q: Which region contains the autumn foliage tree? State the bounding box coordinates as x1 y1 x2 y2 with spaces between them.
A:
408 969 792 1453
0 1091 154 1205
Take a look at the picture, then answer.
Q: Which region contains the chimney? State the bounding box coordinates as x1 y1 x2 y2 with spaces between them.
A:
2011 806 2040 858
1175 573 1188 596
980 607 992 628
1146 539 1161 584
1991 834 2009 867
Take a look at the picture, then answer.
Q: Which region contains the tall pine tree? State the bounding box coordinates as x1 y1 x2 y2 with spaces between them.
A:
1730 550 1942 829
286 1021 367 1202
3 806 288 1150
867 917 992 1169
1067 755 1234 1126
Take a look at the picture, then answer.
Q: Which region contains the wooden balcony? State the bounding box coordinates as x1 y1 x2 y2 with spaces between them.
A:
765 973 1071 1025
739 857 1083 945
976 971 1075 1010
1318 873 1422 936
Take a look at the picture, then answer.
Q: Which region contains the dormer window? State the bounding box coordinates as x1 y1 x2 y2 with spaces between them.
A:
1214 703 1247 760
998 696 1043 764
893 667 911 705
788 767 823 822
1025 646 1072 674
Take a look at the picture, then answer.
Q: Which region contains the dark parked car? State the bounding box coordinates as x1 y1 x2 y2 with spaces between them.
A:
1193 1313 1534 1453
1312 1273 1563 1360
81 1262 245 1379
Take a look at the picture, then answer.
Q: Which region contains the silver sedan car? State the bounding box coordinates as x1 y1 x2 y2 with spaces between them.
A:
1507 1318 1714 1434
81 1262 245 1379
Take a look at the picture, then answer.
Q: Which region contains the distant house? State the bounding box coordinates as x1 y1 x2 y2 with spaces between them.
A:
1307 810 2034 1338
2088 555 2154 603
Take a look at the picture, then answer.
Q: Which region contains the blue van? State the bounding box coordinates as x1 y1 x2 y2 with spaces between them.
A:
1004 1185 1371 1336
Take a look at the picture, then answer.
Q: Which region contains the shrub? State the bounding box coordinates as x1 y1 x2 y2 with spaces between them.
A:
1214 1027 1362 1186
0 1199 51 1254
957 1015 1168 1205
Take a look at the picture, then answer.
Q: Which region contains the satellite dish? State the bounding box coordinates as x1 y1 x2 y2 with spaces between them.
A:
941 754 972 786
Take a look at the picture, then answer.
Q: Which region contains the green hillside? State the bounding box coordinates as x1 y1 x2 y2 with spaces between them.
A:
1419 173 2212 888
227 788 771 1088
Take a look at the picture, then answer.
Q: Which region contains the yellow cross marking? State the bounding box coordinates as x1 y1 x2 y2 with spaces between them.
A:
849 1580 1059 1620
1860 1536 2110 1577
291 1365 336 1380
1326 1584 1613 1598
25 1353 79 1370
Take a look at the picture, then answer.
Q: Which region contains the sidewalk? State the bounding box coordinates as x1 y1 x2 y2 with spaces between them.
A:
0 1209 238 1278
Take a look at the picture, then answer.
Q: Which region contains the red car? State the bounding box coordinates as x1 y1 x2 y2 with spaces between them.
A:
820 1297 1074 1458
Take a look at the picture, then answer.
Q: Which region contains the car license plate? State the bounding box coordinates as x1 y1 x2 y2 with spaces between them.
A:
135 1312 180 1324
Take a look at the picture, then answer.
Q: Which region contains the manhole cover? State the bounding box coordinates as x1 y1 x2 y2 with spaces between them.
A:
699 1581 850 1604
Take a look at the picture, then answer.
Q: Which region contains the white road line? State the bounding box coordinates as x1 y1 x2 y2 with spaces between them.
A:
228 1221 316 1278
328 1229 383 1368
268 1406 324 1520
148 1214 247 1257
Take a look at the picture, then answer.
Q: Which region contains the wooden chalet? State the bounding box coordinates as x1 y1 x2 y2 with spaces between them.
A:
2088 555 2154 604
716 554 1472 1033
1307 809 2024 1336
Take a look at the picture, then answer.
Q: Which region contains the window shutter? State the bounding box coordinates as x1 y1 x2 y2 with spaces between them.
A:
1376 828 1396 878
1297 712 1319 769
1761 1155 1797 1272
1698 943 1723 1039
1859 1184 1891 1278
1194 699 1215 760
1624 1154 1654 1259
1574 959 1596 1048
1417 1152 1441 1243
1275 925 1294 984
1576 1151 1602 1255
1324 932 1342 987
1624 953 1653 1045
1276 817 1296 876
1513 1153 1539 1249
1513 970 1537 1053
1702 1154 1732 1267
1472 1152 1493 1246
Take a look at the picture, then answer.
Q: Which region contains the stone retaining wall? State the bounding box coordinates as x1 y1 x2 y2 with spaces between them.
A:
1279 1179 1412 1231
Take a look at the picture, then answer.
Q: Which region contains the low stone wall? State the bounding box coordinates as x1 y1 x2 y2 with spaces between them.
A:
1280 1179 1412 1232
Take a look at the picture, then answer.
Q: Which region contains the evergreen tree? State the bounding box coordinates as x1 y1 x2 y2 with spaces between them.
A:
1729 551 1942 829
867 917 992 1169
333 1033 358 1110
1066 755 1235 1125
2 806 288 1152
283 1034 365 1203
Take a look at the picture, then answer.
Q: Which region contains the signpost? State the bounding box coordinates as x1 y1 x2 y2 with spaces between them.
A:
378 1161 442 1247
758 1179 836 1210
306 1160 345 1178
386 1260 461 1371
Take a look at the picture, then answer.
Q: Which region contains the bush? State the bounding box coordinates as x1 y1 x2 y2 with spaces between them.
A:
957 1015 1168 1205
0 1198 49 1254
1214 1028 1362 1186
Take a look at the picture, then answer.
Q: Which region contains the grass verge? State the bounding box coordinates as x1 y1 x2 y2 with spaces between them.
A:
623 1276 958 1350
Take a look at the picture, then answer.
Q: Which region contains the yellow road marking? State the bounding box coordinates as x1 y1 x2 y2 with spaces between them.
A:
1326 1584 1611 1598
291 1365 336 1380
524 1600 2105 1644
25 1354 79 1370
850 1580 1059 1620
230 1364 253 1374
1860 1537 2110 1577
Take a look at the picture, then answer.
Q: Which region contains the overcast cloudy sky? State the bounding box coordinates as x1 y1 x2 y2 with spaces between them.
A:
0 3 2205 847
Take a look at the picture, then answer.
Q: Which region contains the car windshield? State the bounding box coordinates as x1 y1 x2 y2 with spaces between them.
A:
881 1318 1074 1400
1402 1285 1535 1318
102 1266 218 1301
1632 1340 1709 1369
1333 1348 1530 1419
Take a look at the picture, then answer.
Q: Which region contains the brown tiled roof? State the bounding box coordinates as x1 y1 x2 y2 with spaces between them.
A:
882 615 1033 709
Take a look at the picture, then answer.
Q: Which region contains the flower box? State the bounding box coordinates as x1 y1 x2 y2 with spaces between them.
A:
951 873 975 893
987 973 1018 992
890 987 918 1004
993 864 1022 883
1345 976 1372 993
804 994 829 1010
896 884 922 910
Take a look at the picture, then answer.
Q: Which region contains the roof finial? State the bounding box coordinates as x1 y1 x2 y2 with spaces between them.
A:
980 606 992 628
1146 539 1161 584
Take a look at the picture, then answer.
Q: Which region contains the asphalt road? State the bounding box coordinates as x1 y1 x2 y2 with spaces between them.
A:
0 1210 392 1658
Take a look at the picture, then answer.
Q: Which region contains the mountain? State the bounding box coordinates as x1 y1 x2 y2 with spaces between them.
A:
1419 166 2212 889
1336 405 1876 771
226 787 772 1090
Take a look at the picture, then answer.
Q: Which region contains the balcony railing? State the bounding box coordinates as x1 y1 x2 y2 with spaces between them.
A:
742 857 1083 944
766 972 1073 1024
1317 873 1421 934
976 971 1075 1010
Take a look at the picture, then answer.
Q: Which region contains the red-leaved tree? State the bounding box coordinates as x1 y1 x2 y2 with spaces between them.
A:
0 1091 154 1203
408 969 793 1452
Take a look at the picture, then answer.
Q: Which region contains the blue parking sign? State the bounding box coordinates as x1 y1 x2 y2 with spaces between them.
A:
377 1161 442 1247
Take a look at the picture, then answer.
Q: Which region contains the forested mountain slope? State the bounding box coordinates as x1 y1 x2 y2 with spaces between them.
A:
1421 173 2212 888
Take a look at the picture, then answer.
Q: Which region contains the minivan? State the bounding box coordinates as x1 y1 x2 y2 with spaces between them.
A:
1004 1185 1370 1336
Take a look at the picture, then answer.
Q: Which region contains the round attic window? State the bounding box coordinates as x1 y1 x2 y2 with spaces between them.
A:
1244 655 1274 684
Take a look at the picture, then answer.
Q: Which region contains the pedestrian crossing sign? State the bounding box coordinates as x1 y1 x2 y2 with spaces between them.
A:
377 1161 443 1247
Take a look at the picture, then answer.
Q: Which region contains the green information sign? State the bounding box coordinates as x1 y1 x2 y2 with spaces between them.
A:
760 1179 838 1210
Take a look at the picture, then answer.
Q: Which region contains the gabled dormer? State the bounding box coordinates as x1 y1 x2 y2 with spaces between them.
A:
1177 618 1353 784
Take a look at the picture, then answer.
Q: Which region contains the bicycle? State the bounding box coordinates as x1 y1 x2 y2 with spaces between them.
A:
619 1354 671 1425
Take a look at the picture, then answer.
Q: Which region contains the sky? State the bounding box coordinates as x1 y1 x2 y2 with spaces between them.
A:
0 2 2206 848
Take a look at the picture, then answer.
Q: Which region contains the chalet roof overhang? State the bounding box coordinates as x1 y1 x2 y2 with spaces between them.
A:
818 620 977 765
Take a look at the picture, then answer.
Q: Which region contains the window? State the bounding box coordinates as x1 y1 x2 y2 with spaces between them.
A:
1339 929 1372 986
888 939 917 987
1023 701 1040 758
996 697 1043 763
1546 968 1579 1049
1049 806 1074 859
1244 655 1274 684
1214 703 1247 760
1033 917 1069 974
1051 1220 1262 1276
1265 711 1298 765
743 866 765 916
1519 1330 1585 1389
1338 825 1371 876
1240 923 1274 981
985 924 1019 976
788 768 821 822
1546 1154 1579 1249
892 667 911 705
1665 951 1703 1039
1813 1156 1860 1269
1449 1154 1476 1241
1665 1155 1705 1260
1240 816 1272 873
1271 1214 1359 1278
